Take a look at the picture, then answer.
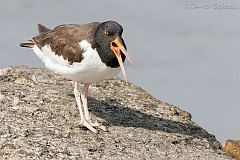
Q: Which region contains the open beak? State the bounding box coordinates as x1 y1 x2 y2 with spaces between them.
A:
110 36 133 81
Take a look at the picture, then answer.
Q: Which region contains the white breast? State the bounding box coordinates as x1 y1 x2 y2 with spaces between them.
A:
32 40 120 83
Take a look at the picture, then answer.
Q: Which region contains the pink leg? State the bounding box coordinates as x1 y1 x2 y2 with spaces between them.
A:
74 82 97 133
80 83 107 131
81 83 91 122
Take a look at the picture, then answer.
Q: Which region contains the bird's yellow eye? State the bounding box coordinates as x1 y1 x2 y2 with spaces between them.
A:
104 30 109 35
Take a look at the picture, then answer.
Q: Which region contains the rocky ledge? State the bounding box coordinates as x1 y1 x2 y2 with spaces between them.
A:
0 65 231 160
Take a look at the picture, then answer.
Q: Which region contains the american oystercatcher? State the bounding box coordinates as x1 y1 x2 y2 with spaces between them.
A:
20 21 132 133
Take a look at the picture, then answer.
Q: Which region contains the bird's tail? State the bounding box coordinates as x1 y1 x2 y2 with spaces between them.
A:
20 40 34 48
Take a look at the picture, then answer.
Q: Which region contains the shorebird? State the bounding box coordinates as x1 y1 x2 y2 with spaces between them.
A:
20 21 132 133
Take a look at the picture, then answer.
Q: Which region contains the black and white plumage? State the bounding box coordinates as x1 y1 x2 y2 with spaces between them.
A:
20 21 132 133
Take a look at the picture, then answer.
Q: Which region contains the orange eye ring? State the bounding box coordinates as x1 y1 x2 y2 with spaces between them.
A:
104 30 109 35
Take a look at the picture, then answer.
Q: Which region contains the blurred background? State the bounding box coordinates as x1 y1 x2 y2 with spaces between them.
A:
0 0 239 142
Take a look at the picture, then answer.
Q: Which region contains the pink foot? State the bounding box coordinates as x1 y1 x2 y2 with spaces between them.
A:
80 119 98 133
80 119 107 133
90 120 108 132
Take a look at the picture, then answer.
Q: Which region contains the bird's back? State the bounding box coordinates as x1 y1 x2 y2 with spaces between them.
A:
32 22 100 64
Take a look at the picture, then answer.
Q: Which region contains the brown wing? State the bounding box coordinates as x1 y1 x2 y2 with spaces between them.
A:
38 24 52 34
32 22 100 64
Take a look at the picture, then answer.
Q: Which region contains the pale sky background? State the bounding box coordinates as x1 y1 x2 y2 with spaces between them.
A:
0 0 240 142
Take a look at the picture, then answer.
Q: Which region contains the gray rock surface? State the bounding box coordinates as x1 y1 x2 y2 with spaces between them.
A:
0 65 231 160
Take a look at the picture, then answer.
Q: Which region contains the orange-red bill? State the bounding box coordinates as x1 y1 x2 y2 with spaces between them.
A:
110 36 132 81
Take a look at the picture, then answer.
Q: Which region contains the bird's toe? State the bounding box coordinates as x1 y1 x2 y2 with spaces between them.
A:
80 120 98 133
90 120 108 132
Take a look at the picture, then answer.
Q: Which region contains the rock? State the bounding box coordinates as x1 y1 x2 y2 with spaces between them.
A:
224 140 240 160
0 65 232 160
0 67 10 76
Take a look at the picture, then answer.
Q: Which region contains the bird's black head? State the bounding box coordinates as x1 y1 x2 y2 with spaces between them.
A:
96 21 124 40
94 21 132 80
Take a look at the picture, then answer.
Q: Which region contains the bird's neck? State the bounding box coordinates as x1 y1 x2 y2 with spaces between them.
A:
95 45 125 68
